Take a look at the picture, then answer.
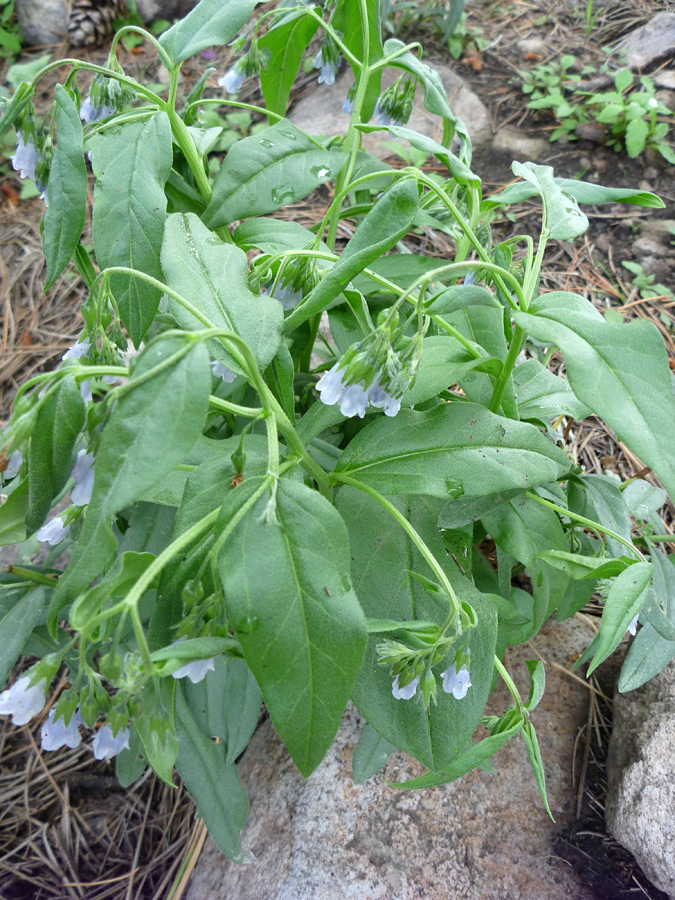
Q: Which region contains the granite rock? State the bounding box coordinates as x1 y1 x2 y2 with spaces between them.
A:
186 618 596 900
606 660 675 900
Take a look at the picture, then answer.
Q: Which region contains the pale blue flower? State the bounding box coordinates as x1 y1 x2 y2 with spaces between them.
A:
441 663 471 699
71 449 95 506
368 382 401 417
0 675 47 725
316 363 370 419
314 50 338 86
627 614 639 636
11 135 39 182
171 657 216 684
37 516 71 545
92 723 130 760
218 64 246 94
392 673 419 700
62 338 90 361
79 95 115 125
41 709 83 751
342 96 354 114
211 360 237 383
273 284 303 310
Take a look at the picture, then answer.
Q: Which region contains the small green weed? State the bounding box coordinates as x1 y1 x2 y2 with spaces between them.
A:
0 0 21 60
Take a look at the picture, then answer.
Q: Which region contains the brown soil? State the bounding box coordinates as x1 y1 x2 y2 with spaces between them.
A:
1 1 675 898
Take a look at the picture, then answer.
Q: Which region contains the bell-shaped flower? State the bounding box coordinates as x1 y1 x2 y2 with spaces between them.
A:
211 360 237 383
171 657 216 684
392 673 419 700
41 709 83 751
314 50 339 86
441 663 472 700
218 63 246 94
316 364 371 419
92 723 131 760
79 94 116 125
368 382 402 417
0 675 47 725
627 614 639 636
37 516 71 545
62 338 90 361
11 135 39 182
71 449 95 506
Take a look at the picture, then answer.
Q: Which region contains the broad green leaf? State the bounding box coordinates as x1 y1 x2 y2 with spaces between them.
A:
333 403 570 498
135 681 178 785
259 9 319 116
622 480 667 520
27 378 85 532
403 336 493 407
43 86 87 288
216 478 367 776
0 588 46 685
515 291 675 502
234 217 317 254
116 726 147 787
92 112 172 344
581 562 653 676
159 0 261 64
180 657 262 766
337 488 497 770
625 117 648 158
266 339 295 420
571 474 633 558
51 338 210 612
540 549 633 580
438 489 524 529
391 717 523 789
425 284 500 313
283 178 420 333
525 659 546 711
484 177 664 210
513 359 590 421
353 253 452 295
352 723 396 784
511 162 588 240
161 212 282 373
204 120 344 228
0 478 29 545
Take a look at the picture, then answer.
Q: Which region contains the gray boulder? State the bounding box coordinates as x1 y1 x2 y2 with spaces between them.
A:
186 618 595 900
614 12 675 70
606 660 675 900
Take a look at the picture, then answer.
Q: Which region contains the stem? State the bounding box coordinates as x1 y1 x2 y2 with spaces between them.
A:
110 25 172 69
645 534 675 543
208 395 263 418
331 474 462 622
488 325 524 413
494 655 526 718
31 59 164 107
3 565 58 587
524 491 646 561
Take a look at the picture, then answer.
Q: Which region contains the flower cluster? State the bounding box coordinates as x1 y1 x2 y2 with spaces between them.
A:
36 447 95 545
80 54 135 126
11 129 49 204
374 76 417 128
265 255 322 311
218 39 270 94
314 33 342 86
316 323 422 419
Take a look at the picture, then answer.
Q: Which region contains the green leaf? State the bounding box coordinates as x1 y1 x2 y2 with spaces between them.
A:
150 636 238 663
525 659 546 711
266 339 295 420
216 478 367 776
334 403 570 498
391 717 523 789
403 336 492 408
92 112 173 344
513 359 590 421
333 0 383 119
234 217 318 254
283 178 420 333
540 549 633 580
522 720 553 818
485 177 664 210
116 725 147 787
51 338 210 613
0 479 29 546
625 117 649 158
511 162 588 240
584 562 654 676
259 9 319 116
337 488 497 770
135 681 178 785
515 291 675 503
43 86 87 288
0 588 46 686
425 284 500 313
159 0 261 64
70 552 156 631
161 212 282 373
438 489 524 529
203 120 345 228
352 723 396 784
27 378 85 533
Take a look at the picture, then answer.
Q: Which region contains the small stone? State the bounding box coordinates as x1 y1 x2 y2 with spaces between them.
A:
516 37 547 56
606 659 675 898
492 125 549 161
613 12 675 70
15 0 67 46
654 72 675 90
656 89 675 113
632 236 666 258
574 121 608 143
638 180 653 193
640 219 675 241
639 256 672 282
593 156 607 174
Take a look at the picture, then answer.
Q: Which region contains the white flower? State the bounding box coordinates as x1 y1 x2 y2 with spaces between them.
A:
171 657 216 684
368 382 401 417
218 65 246 94
316 363 370 418
392 673 419 700
79 95 116 125
648 97 659 109
0 675 47 725
627 614 639 636
441 663 471 700
71 449 95 506
211 360 237 383
80 381 93 404
314 50 338 86
37 516 71 545
41 709 83 751
3 451 22 480
62 338 90 361
92 723 130 760
11 135 39 182
38 181 49 207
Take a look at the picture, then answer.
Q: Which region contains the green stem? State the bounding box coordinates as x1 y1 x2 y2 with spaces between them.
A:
645 534 675 543
494 655 526 718
31 59 164 107
110 25 172 69
208 395 263 418
524 491 646 561
2 565 58 587
488 325 524 413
